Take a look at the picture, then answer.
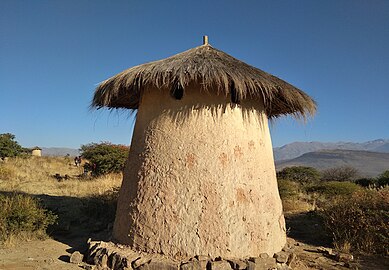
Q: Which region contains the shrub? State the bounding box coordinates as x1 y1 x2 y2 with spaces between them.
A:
354 171 389 188
80 142 129 176
277 179 301 199
308 181 360 197
320 188 389 254
0 133 23 158
354 178 377 187
378 170 389 179
277 180 316 213
0 193 57 243
321 166 359 182
277 166 321 184
377 170 389 187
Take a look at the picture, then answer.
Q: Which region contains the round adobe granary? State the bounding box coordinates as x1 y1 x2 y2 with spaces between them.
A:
92 37 316 260
113 84 286 259
31 147 42 157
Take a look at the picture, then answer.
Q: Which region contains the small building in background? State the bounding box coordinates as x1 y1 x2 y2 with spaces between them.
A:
31 147 42 157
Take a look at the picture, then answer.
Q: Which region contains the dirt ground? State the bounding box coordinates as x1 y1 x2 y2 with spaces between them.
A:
0 238 80 270
0 222 109 270
1 212 388 270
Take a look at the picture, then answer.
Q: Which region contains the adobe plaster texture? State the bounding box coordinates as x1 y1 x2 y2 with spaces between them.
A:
113 84 286 260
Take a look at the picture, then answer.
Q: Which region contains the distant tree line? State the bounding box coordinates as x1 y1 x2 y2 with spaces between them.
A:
0 133 130 178
277 165 388 187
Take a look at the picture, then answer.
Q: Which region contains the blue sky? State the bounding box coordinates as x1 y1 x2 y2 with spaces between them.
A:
1 0 388 148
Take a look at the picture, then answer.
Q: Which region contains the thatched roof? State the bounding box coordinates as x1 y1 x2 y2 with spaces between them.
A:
92 41 316 119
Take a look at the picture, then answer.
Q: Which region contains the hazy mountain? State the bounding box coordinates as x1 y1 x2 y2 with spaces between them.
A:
276 149 389 177
273 139 389 161
38 139 389 175
374 143 389 153
41 147 79 157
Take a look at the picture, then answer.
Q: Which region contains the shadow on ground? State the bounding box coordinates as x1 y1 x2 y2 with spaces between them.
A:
2 190 331 250
0 190 116 254
285 211 332 247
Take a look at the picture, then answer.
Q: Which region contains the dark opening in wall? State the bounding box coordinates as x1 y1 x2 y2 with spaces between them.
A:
171 83 184 100
230 81 240 104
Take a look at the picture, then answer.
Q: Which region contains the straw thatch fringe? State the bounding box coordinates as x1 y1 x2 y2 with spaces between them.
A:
92 44 316 119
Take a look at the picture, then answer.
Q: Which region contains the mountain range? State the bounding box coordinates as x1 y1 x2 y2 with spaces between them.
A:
40 139 389 177
273 139 389 177
276 149 389 177
273 139 389 161
41 147 80 157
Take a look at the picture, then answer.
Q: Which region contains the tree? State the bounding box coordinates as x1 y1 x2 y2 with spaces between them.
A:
321 166 359 182
276 166 321 184
377 170 389 187
0 133 23 158
355 178 376 187
355 171 389 188
80 142 129 176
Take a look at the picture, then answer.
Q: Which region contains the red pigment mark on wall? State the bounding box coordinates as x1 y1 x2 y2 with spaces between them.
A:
218 153 228 167
234 145 243 158
248 140 255 150
185 153 196 169
236 188 249 204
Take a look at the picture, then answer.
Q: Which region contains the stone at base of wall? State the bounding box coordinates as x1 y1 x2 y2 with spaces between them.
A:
77 239 300 270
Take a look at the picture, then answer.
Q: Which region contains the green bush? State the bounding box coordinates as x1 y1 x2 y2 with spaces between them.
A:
355 178 377 187
377 170 389 187
308 181 360 197
277 179 301 199
0 193 57 243
354 171 389 188
80 142 129 176
277 166 321 184
320 188 389 254
0 133 23 158
278 179 315 213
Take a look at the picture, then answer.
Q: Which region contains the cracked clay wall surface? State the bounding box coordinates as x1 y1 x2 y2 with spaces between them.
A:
113 84 286 260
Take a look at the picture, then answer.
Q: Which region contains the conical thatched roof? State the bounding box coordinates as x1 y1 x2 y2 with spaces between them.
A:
92 41 316 119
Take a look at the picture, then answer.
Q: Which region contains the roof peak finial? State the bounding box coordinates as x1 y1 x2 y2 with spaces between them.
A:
203 35 209 45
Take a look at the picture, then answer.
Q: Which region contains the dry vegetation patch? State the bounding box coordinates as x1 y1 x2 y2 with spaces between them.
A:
0 156 121 197
320 187 389 255
0 156 122 245
0 193 57 246
278 166 389 258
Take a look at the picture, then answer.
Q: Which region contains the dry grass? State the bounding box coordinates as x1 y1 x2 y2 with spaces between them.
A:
277 179 316 213
0 156 122 245
282 197 315 213
279 176 389 255
2 231 47 247
320 187 389 255
0 156 122 197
